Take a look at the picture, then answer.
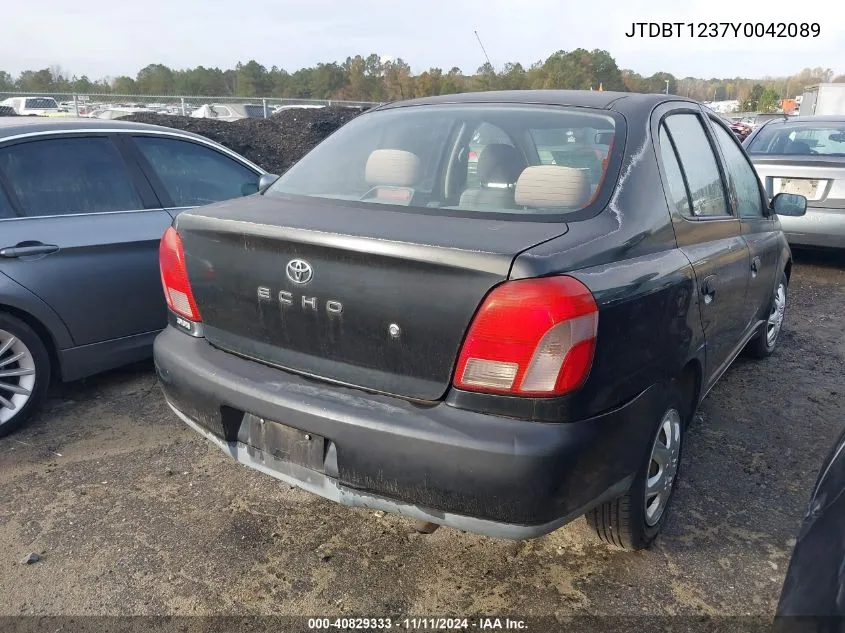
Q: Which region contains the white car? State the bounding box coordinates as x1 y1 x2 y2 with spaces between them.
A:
0 96 60 116
190 103 269 122
273 104 326 113
92 106 151 120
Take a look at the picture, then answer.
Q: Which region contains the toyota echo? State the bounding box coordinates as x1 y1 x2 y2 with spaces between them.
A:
153 90 806 549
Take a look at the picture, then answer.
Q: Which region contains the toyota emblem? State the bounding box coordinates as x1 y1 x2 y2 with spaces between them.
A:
286 259 313 284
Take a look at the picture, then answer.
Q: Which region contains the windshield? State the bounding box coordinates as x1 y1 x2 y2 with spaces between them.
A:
266 104 620 217
24 98 58 110
747 121 845 156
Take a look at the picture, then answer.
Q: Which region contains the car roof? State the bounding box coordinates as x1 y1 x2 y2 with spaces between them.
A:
763 115 845 124
375 90 689 112
0 116 212 143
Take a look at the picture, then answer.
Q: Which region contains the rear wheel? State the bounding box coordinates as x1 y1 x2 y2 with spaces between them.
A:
586 382 686 550
746 271 788 359
0 313 50 438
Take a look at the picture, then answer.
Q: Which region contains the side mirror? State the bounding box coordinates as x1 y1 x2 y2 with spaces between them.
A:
258 173 280 193
772 192 807 217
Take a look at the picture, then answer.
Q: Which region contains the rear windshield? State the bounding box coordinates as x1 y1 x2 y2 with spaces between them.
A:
24 98 58 109
747 121 845 156
265 104 620 217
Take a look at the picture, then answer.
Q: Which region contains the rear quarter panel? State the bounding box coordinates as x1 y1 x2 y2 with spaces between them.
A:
511 102 705 418
0 270 74 349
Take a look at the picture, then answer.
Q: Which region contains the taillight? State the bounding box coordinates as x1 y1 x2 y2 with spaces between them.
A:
453 276 598 397
159 226 201 322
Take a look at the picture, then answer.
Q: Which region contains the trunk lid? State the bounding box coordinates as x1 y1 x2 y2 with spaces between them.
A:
176 195 566 401
751 156 845 208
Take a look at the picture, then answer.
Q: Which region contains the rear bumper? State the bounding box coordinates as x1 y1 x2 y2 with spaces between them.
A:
779 207 845 249
154 326 662 539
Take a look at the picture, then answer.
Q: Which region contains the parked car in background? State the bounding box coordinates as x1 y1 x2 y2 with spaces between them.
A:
751 112 790 131
273 104 326 113
744 115 845 249
154 90 805 549
0 96 60 116
729 120 752 141
92 106 152 120
0 117 268 437
190 103 269 121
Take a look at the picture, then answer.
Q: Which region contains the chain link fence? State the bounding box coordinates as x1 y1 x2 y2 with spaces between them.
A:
0 92 380 119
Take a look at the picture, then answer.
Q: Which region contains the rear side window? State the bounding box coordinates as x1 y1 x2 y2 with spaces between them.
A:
663 114 730 218
133 136 260 207
0 137 143 217
711 123 765 219
658 126 692 217
266 104 620 217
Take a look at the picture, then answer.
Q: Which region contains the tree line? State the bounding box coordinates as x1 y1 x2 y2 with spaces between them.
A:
1 50 842 111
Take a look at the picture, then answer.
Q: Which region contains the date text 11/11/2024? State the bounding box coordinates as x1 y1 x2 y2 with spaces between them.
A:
307 617 528 630
624 22 821 38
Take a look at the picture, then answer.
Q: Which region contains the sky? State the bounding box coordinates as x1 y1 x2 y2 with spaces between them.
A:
2 0 843 80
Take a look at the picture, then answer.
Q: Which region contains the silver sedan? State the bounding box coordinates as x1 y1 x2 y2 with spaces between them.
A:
744 115 845 249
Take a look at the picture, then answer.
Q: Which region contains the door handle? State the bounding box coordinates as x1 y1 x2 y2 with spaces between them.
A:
701 275 718 304
751 256 761 275
0 243 60 258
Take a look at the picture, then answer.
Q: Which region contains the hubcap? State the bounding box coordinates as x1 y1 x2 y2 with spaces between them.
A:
644 408 682 527
767 283 786 347
0 329 36 425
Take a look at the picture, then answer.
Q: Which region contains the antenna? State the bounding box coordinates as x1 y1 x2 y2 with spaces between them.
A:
474 30 492 69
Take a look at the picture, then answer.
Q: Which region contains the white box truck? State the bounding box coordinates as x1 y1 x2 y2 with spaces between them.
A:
799 84 845 116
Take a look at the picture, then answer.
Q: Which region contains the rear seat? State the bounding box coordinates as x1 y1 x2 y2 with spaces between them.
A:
458 144 526 210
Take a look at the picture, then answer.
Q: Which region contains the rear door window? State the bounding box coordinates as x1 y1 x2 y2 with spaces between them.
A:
0 137 143 217
0 185 16 218
132 136 260 207
657 126 692 217
663 114 731 218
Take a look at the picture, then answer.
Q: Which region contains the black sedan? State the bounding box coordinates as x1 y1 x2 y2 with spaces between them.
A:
153 90 806 549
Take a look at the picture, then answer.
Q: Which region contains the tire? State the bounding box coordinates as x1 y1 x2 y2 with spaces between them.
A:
0 313 51 438
586 382 686 550
746 271 788 360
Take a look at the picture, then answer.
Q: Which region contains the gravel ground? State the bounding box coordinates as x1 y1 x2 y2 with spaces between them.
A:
1 249 843 629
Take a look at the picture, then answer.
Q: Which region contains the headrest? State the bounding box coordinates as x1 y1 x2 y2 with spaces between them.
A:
477 144 526 186
515 165 592 209
594 131 614 145
785 140 811 155
365 149 422 187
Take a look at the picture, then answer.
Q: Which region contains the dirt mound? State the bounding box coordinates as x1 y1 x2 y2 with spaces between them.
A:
121 106 367 174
